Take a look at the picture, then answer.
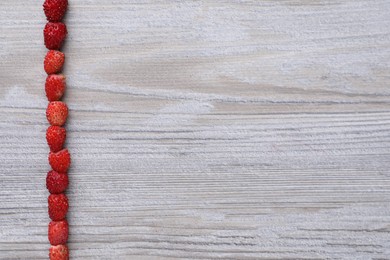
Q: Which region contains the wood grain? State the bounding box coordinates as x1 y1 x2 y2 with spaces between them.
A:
1 0 390 259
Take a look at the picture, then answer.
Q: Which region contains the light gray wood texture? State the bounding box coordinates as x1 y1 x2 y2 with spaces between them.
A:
1 0 390 259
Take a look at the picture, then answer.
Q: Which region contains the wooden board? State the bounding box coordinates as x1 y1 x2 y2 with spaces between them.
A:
1 0 390 259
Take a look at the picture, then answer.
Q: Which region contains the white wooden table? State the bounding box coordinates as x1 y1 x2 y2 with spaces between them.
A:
1 1 390 259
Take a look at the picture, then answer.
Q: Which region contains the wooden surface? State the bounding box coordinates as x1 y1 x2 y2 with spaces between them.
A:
1 0 390 259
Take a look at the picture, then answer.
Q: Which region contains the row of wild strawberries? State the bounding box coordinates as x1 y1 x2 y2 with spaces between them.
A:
43 0 70 259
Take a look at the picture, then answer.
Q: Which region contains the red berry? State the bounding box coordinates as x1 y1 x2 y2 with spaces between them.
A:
46 101 68 126
45 74 66 101
44 50 65 74
43 0 68 22
46 171 68 194
49 244 69 260
46 126 66 152
48 219 69 245
48 194 69 221
49 149 71 173
44 22 67 50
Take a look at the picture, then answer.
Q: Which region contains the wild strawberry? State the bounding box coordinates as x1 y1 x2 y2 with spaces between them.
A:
48 219 69 245
48 194 69 221
45 74 66 101
46 126 66 152
44 50 65 74
49 244 69 260
43 0 68 22
46 171 68 194
44 22 67 50
49 149 71 173
46 101 68 126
